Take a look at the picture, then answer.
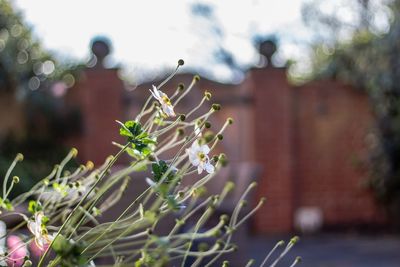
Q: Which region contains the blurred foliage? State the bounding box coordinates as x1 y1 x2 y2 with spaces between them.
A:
304 0 400 223
0 0 82 197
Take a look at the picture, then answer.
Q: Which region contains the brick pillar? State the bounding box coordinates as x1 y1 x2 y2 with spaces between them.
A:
250 40 294 233
66 38 124 165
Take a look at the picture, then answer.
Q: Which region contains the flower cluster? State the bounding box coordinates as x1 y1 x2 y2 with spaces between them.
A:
0 60 300 267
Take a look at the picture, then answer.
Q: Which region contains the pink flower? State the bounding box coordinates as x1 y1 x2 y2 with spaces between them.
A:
6 235 27 267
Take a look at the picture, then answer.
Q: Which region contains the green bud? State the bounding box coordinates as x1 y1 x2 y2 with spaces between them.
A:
179 114 186 121
240 200 248 207
12 176 19 184
204 121 211 128
222 260 229 267
290 236 300 244
212 103 221 111
23 260 32 267
177 127 185 136
204 90 212 100
217 134 223 140
227 117 234 124
220 214 229 223
219 153 228 167
16 153 24 161
194 75 200 82
260 197 267 204
178 83 185 91
71 147 78 157
204 131 215 143
178 59 184 66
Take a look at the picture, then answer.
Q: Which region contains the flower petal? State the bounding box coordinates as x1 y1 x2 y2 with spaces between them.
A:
205 162 215 174
197 165 203 174
200 144 210 155
152 85 161 98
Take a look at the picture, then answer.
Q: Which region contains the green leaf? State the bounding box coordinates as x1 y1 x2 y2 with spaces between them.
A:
28 200 43 214
0 197 14 211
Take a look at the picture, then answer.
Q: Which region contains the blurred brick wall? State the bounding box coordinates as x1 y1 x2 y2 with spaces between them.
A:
65 68 125 165
246 67 295 233
294 80 384 228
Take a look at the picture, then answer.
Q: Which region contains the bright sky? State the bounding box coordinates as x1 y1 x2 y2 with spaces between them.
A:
13 0 309 83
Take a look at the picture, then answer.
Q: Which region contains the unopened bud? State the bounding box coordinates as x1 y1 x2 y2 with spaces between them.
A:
86 161 94 170
222 261 229 267
290 236 300 245
204 121 211 128
227 117 234 124
204 91 212 100
212 103 221 111
178 83 185 91
16 153 24 161
178 59 184 66
12 176 19 184
179 114 186 121
194 75 200 82
220 214 229 223
71 148 78 158
177 128 185 136
217 134 223 140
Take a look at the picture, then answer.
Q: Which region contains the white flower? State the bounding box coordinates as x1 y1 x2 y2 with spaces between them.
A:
186 141 215 174
27 211 53 250
150 85 176 117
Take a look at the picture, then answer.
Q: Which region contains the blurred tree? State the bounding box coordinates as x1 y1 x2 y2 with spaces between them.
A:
303 0 400 225
0 0 82 197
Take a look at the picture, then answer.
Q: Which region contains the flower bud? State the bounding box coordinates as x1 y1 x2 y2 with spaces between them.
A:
204 121 211 128
217 134 223 140
220 214 229 223
204 90 212 100
16 153 24 161
86 161 94 170
212 103 221 111
179 114 186 121
177 127 185 136
178 59 184 66
194 75 200 82
290 236 300 245
227 117 234 125
12 176 19 184
219 153 228 167
71 148 78 158
178 83 185 91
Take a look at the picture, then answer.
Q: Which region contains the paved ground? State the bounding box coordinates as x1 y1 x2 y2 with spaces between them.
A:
246 233 400 267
